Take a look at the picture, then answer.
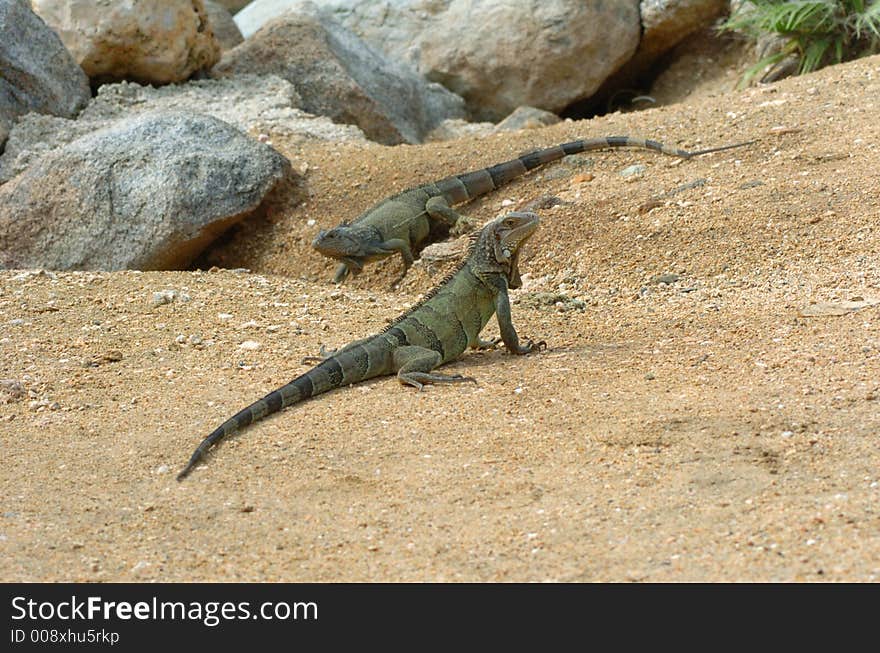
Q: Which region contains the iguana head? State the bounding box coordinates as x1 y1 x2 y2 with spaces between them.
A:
474 211 540 289
312 225 364 259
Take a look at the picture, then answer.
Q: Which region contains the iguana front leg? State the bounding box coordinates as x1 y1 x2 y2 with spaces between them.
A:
375 238 415 272
393 345 476 390
333 257 365 283
425 196 477 236
493 279 545 355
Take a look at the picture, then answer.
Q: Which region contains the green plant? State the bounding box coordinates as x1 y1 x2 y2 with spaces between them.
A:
720 0 880 84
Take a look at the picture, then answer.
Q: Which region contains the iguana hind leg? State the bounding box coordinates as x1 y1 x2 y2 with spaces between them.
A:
301 344 337 365
425 196 477 236
393 345 476 391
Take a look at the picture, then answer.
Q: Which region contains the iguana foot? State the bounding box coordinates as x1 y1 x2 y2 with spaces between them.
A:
511 339 546 355
399 371 477 391
301 345 337 364
450 215 478 237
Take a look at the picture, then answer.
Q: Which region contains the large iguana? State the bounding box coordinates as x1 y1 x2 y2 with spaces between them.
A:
312 135 752 283
177 211 544 480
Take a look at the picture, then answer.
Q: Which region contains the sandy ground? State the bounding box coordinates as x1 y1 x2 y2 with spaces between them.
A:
2 50 880 582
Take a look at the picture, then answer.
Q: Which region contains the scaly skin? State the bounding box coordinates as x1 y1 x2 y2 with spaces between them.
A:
312 135 753 283
178 211 544 480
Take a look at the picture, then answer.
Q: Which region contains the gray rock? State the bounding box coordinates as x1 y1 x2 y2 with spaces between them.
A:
215 0 252 13
31 0 221 85
0 112 291 271
424 118 494 143
415 0 641 120
215 5 465 144
640 0 728 59
235 0 641 121
493 106 561 133
0 0 90 148
0 75 364 182
605 0 728 96
205 0 245 50
1 118 10 150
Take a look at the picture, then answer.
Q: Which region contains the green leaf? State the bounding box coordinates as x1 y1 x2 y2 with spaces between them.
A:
801 37 831 72
739 50 793 88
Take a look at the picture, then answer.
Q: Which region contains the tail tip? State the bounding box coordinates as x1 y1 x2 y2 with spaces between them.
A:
176 458 198 481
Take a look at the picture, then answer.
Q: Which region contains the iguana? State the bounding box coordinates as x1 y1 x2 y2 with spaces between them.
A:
312 135 753 283
177 211 544 480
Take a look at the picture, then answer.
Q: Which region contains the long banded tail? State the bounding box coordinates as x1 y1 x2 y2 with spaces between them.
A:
435 136 755 205
176 340 385 480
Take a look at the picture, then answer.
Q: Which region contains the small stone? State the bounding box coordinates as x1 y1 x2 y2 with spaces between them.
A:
0 380 25 404
620 164 646 177
239 340 261 350
652 273 680 285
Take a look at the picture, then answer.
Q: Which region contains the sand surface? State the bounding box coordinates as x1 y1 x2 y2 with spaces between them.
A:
2 53 880 582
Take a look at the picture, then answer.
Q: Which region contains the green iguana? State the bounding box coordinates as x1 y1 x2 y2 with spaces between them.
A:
312 135 752 283
177 211 544 480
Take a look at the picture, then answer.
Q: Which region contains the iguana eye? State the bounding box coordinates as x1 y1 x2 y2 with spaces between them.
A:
503 219 515 227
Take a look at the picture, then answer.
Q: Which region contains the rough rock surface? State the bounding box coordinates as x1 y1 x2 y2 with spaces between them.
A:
640 0 728 58
31 0 221 85
0 75 365 183
215 0 251 12
493 106 561 132
0 112 290 271
214 7 466 144
234 0 641 121
0 0 90 147
204 0 245 50
425 118 494 142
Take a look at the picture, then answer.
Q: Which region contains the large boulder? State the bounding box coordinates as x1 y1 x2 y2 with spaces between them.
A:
0 0 90 148
594 0 729 111
215 0 251 12
639 0 729 59
234 0 641 121
214 6 466 144
0 75 365 183
0 112 290 271
204 0 245 50
31 0 221 85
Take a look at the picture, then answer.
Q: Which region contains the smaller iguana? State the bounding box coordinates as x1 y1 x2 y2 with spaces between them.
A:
312 136 753 283
177 211 544 480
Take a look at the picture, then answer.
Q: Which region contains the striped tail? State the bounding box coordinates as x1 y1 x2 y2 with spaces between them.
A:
176 340 386 480
434 136 755 205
